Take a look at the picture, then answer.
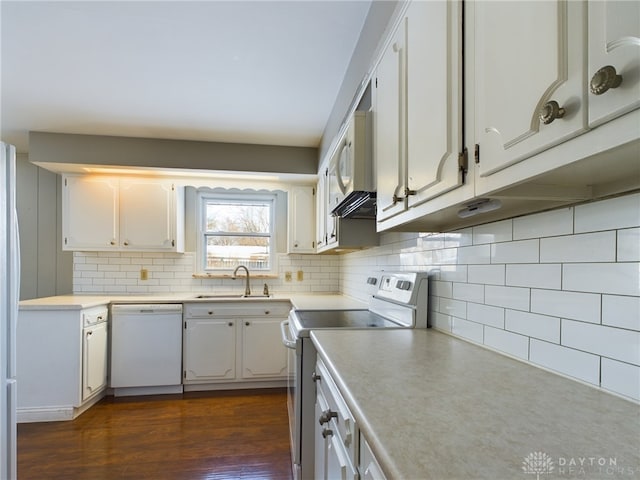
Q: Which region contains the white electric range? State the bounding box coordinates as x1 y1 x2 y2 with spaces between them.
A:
280 271 430 480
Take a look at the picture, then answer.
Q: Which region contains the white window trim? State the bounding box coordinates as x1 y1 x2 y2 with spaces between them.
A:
196 190 278 276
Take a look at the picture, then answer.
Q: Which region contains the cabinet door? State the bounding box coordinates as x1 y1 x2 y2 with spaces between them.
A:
406 0 464 208
316 171 328 249
119 180 175 250
183 319 236 382
241 318 287 379
375 20 407 222
82 321 107 401
474 0 587 178
326 431 358 480
288 186 316 253
588 1 640 127
63 175 118 250
314 391 329 480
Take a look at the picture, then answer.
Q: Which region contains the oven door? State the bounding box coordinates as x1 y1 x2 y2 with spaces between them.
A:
280 318 301 477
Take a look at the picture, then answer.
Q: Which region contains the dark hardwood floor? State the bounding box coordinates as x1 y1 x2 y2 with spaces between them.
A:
18 389 293 480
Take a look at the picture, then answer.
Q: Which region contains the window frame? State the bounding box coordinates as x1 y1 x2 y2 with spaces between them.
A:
196 190 278 275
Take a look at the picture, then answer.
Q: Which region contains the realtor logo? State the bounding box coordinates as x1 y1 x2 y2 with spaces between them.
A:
523 452 555 479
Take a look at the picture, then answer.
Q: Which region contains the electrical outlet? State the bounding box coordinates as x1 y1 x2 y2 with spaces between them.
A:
297 270 304 281
140 268 148 280
285 271 292 282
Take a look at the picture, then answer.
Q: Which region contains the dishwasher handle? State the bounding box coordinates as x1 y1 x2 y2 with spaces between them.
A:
280 320 297 349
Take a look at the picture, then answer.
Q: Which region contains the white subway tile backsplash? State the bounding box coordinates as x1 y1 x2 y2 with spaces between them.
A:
602 295 640 331
484 327 529 360
513 207 573 240
431 312 452 332
618 227 640 261
505 264 561 289
506 310 560 343
485 285 530 311
531 289 601 324
574 193 640 233
451 318 484 344
562 319 640 366
452 282 484 303
473 219 512 245
468 265 505 285
601 358 640 401
444 228 473 248
467 302 504 328
438 298 467 319
456 245 491 265
491 239 539 264
540 231 616 263
563 263 640 296
437 265 468 283
431 280 453 298
529 340 600 385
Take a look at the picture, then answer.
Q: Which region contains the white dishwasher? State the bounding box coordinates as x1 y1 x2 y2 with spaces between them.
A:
110 304 183 396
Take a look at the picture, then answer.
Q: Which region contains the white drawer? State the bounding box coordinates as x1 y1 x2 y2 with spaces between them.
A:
184 302 291 318
316 358 357 464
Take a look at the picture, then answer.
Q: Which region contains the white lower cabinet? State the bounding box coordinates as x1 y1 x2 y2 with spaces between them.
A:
314 357 358 480
360 435 387 480
183 318 236 381
182 302 290 387
17 305 109 422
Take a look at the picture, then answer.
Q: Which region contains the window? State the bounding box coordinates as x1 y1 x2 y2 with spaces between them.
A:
197 191 276 273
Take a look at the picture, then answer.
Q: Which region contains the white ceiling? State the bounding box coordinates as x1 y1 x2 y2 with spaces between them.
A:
1 1 372 153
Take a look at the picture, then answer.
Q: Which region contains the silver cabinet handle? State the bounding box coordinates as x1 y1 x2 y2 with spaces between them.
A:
539 100 566 125
590 65 622 95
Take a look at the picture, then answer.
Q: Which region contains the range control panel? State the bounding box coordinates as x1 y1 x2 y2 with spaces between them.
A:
375 272 428 305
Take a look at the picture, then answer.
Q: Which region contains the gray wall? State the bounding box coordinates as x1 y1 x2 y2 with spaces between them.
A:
30 132 318 175
16 154 72 299
318 1 402 163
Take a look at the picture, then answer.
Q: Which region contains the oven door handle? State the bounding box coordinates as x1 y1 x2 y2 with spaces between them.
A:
280 320 297 349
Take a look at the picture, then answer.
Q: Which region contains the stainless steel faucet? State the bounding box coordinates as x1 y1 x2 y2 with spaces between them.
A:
232 265 251 296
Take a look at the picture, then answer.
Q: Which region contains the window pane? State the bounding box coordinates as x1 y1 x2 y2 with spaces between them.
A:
205 235 270 270
206 202 270 234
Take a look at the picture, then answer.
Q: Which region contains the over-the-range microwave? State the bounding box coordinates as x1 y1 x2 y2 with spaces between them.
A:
329 110 375 219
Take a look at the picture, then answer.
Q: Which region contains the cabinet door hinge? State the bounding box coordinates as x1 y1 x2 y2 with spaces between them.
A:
183 371 186 379
375 77 378 88
312 241 315 248
172 239 175 247
474 144 480 164
458 148 469 174
64 178 68 187
64 237 68 245
312 187 315 196
184 321 187 329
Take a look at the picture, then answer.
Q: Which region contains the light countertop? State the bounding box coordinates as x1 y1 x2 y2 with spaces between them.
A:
311 329 640 480
18 293 368 311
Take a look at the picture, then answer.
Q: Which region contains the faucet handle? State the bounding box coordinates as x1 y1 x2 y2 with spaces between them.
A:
263 283 270 296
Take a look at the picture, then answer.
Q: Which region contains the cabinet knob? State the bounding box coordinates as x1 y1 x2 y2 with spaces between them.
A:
322 428 333 439
228 322 233 327
311 372 321 382
539 100 566 125
264 310 270 315
123 241 129 246
590 65 622 96
208 311 214 315
245 321 250 326
110 240 116 246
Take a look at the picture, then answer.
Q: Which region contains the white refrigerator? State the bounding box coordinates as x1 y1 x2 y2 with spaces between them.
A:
1 141 19 480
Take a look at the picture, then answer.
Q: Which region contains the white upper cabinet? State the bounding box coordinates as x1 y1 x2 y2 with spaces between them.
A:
119 179 180 250
63 175 119 250
375 0 465 231
63 174 185 252
288 185 316 253
588 1 640 127
474 0 588 178
315 169 328 250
